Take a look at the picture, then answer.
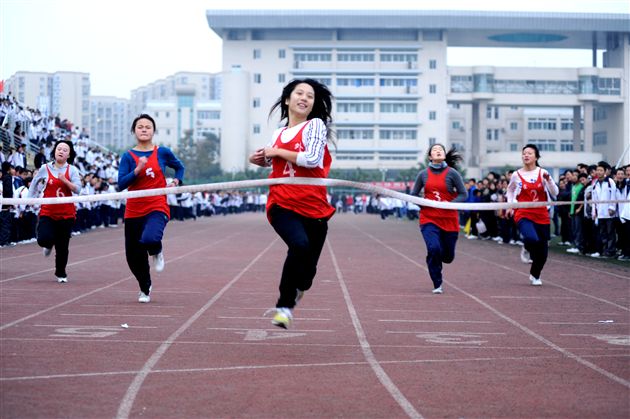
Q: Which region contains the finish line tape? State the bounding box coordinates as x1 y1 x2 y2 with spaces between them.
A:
1 177 627 211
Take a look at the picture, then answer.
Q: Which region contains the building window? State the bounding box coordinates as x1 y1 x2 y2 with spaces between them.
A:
429 137 436 146
494 129 499 140
253 98 260 108
509 143 518 151
278 49 286 59
452 121 461 130
253 49 261 59
253 124 261 134
166 112 170 118
429 84 436 94
155 112 159 117
429 111 436 120
380 103 416 113
254 73 261 84
278 73 285 83
379 129 417 140
338 102 374 113
429 59 437 69
510 122 518 130
336 128 374 140
486 129 492 140
337 129 374 140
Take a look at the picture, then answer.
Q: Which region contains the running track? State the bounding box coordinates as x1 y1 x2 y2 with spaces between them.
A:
1 213 628 418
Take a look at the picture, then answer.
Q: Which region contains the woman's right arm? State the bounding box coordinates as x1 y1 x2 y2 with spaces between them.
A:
27 165 47 198
117 153 136 191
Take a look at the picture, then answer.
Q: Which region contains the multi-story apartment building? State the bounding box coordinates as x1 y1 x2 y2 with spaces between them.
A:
130 72 222 148
89 96 130 151
206 10 630 178
4 71 90 130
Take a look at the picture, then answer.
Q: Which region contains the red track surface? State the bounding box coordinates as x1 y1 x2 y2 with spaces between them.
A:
1 213 629 418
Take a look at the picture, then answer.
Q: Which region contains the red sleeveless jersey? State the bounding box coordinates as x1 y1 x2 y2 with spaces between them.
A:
514 169 549 225
266 123 335 220
420 168 459 232
124 147 170 219
39 164 76 220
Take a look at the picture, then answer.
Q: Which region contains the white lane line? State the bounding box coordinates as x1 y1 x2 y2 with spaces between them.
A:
81 304 185 308
59 313 172 318
360 229 630 389
0 251 123 283
207 327 334 333
0 276 134 331
227 307 332 311
490 296 578 299
5 353 629 383
327 239 423 419
380 319 492 324
387 331 506 335
547 257 630 280
216 316 329 321
458 249 629 311
116 238 277 419
34 324 158 329
539 322 629 325
373 309 478 313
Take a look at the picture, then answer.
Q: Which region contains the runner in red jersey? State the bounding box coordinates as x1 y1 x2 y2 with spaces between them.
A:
249 78 335 329
507 144 559 286
28 140 82 283
118 114 184 303
411 144 467 294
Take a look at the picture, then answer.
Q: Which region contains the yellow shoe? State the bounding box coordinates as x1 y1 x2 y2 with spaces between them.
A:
271 308 293 329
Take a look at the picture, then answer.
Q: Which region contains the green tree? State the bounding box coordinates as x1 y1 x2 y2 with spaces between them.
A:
174 131 222 183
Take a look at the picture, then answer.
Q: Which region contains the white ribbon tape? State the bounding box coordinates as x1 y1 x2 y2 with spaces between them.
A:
1 177 627 211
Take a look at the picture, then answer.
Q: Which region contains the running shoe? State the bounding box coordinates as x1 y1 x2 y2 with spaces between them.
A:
520 247 533 264
271 308 293 329
529 275 542 286
432 286 443 294
152 252 165 272
56 276 67 283
138 292 151 303
43 247 52 257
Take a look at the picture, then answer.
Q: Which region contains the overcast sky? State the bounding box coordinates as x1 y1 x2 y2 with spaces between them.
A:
2 0 629 99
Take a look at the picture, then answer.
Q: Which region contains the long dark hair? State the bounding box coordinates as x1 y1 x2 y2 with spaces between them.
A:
522 143 541 167
427 143 463 168
269 78 334 140
50 139 77 164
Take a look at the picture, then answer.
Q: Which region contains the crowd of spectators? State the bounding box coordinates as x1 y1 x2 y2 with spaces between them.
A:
2 93 628 261
365 162 629 261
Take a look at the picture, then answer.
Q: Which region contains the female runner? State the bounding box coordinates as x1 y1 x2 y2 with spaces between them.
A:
249 78 335 329
118 114 184 303
506 144 559 286
411 144 467 294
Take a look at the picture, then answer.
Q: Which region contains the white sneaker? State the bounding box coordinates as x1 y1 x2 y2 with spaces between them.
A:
138 292 151 303
520 247 533 264
589 252 601 258
566 248 579 254
43 247 52 257
529 275 542 286
152 252 165 272
56 276 68 283
432 286 443 294
271 307 293 329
